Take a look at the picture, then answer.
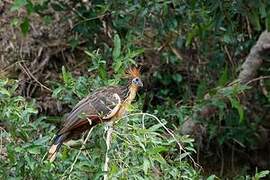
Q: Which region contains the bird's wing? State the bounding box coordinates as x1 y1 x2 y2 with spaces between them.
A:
58 86 123 135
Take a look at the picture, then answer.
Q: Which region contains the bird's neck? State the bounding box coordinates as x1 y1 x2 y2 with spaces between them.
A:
120 82 138 104
114 84 138 119
126 84 138 103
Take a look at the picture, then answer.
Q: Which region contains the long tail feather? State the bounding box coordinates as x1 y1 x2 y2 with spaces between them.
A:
48 133 68 162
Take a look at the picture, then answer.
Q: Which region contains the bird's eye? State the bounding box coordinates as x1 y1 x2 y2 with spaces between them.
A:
132 78 141 84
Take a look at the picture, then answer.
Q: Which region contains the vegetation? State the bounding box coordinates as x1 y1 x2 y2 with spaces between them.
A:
1 0 270 179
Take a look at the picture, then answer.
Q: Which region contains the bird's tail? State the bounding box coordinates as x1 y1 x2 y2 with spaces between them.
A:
48 133 68 162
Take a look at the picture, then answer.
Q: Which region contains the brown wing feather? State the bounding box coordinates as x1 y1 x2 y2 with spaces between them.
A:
58 86 128 135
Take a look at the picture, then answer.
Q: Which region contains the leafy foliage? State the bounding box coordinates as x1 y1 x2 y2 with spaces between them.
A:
109 115 197 179
0 78 199 179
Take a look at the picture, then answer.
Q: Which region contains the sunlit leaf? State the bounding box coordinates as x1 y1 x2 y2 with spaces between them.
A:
113 34 121 61
11 0 27 11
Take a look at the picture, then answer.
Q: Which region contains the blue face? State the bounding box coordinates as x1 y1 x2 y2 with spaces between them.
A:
132 77 143 87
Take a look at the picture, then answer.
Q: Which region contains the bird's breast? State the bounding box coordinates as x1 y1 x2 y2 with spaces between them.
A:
114 104 127 119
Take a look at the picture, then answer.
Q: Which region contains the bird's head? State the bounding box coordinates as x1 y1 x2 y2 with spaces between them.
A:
127 67 143 88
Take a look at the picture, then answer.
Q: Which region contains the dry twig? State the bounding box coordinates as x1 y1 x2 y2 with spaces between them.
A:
103 121 114 180
19 62 52 92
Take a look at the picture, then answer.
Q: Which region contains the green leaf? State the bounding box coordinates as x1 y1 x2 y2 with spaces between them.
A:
250 11 261 31
218 65 228 86
127 48 144 59
43 15 53 25
84 50 95 58
68 38 79 50
11 18 20 27
185 31 194 47
207 175 219 180
229 97 244 123
113 34 121 60
259 4 266 18
33 136 51 145
0 87 10 96
265 16 270 32
51 2 66 11
20 18 30 36
11 0 27 11
52 87 63 98
113 58 123 72
254 170 270 179
179 152 190 160
25 1 34 14
27 145 40 155
61 66 74 88
148 123 163 132
223 34 232 44
134 136 146 151
147 146 168 155
143 157 150 174
196 81 207 99
152 154 167 164
172 73 182 83
7 145 16 163
110 164 119 175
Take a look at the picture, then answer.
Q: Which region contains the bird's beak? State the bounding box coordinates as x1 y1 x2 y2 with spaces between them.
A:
138 79 143 87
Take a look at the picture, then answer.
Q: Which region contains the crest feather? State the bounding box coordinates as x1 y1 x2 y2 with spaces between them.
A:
127 67 141 78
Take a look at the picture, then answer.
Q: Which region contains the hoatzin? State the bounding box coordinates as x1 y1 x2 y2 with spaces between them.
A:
48 68 143 162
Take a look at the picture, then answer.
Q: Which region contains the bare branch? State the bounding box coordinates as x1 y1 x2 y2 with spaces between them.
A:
103 122 114 180
238 31 270 83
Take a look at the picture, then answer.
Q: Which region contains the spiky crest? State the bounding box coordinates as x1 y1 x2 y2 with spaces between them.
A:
126 67 141 78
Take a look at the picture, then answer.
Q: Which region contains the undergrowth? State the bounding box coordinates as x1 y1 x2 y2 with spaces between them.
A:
0 77 200 179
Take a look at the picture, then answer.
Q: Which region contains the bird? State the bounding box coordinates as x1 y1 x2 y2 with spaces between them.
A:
48 67 143 162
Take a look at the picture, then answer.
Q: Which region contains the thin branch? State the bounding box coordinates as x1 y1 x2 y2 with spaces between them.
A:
1 60 25 74
224 45 235 68
103 122 114 180
170 45 183 60
19 62 52 92
72 13 110 30
245 16 252 39
245 75 270 85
